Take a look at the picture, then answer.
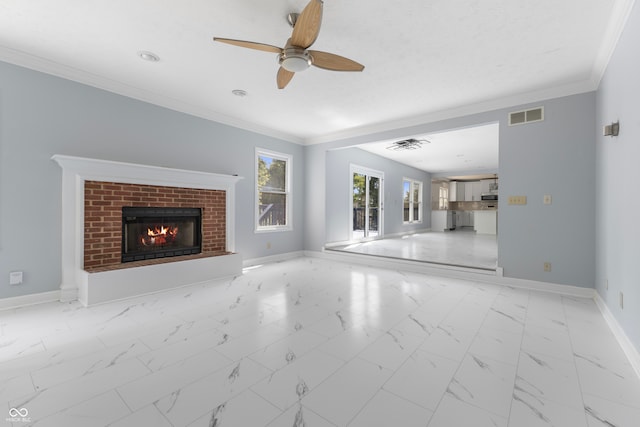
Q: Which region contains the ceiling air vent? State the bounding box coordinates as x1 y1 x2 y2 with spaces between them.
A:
508 107 544 126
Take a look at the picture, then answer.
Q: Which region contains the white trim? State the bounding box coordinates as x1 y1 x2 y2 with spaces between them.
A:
307 250 595 298
594 292 640 379
242 251 305 268
0 291 60 311
79 253 242 306
0 46 305 145
1 0 633 149
51 155 243 302
590 0 637 87
402 177 423 224
255 148 293 233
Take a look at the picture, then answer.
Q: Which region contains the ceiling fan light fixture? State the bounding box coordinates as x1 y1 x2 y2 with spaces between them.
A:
387 138 429 151
279 48 311 72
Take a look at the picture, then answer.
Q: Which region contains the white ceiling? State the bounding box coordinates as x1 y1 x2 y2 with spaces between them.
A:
358 122 499 174
0 0 632 146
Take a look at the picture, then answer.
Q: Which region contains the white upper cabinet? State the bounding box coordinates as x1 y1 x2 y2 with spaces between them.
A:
480 179 492 194
449 181 457 201
472 181 482 201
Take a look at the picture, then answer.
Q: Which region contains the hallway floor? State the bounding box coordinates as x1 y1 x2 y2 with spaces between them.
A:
1 257 638 426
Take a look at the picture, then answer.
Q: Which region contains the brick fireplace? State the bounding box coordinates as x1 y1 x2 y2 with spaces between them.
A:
53 155 243 306
84 181 227 270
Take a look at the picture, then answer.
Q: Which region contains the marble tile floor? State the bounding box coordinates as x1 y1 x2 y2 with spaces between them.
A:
327 230 498 271
1 257 639 426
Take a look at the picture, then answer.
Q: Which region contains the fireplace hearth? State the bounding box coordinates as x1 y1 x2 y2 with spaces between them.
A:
122 206 202 262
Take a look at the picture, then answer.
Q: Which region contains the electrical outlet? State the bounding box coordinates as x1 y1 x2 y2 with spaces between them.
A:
543 262 552 272
620 292 624 309
543 194 552 205
9 271 23 285
605 279 609 290
266 242 271 249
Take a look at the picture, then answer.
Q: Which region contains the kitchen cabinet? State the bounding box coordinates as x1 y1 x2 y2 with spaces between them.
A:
431 210 448 232
458 182 465 201
480 179 492 194
456 210 474 227
463 181 482 201
449 181 457 201
472 181 482 201
474 210 497 234
464 182 472 201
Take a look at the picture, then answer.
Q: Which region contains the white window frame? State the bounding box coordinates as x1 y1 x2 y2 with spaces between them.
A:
403 178 423 224
255 148 292 233
439 186 449 210
349 164 384 241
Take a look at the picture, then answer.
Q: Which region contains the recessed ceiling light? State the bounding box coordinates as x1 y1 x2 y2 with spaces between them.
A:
232 89 248 97
137 51 160 62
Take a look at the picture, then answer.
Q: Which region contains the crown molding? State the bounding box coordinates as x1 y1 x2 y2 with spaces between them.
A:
0 46 304 145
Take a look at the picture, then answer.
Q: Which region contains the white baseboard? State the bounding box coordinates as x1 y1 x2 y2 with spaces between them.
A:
594 292 640 379
306 250 595 299
243 251 305 268
0 290 60 311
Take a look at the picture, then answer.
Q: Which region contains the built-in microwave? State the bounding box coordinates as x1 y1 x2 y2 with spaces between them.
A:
481 194 498 201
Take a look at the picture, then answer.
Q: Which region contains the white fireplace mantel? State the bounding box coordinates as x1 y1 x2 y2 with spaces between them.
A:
52 154 244 304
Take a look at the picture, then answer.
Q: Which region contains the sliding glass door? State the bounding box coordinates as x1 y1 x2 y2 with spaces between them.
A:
351 165 383 241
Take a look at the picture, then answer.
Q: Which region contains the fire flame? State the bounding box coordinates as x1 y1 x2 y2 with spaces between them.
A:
141 225 179 246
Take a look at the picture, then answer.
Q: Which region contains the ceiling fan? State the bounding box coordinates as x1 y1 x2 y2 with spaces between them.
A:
214 0 364 89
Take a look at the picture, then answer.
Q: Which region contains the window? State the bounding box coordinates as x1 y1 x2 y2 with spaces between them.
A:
439 186 449 210
403 179 423 223
256 149 291 231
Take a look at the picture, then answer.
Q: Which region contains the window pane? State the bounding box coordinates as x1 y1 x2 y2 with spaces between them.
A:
258 155 286 192
258 192 286 226
413 182 421 221
353 173 366 231
403 181 410 222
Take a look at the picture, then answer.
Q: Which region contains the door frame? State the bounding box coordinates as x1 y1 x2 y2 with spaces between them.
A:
349 164 384 242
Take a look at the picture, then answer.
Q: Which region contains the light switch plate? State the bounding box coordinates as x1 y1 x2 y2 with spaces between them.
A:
543 195 552 205
508 196 527 205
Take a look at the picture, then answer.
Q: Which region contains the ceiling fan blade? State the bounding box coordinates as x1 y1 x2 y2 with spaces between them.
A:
309 50 365 72
277 67 295 89
213 37 282 54
290 0 323 48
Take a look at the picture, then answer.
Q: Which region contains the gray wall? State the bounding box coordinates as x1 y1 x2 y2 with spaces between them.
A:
595 0 640 350
0 61 304 299
306 93 596 288
325 147 431 243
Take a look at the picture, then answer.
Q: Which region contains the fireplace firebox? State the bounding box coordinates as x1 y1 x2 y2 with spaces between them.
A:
122 207 202 262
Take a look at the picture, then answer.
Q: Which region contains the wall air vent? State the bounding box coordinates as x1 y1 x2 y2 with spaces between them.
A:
508 107 544 126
